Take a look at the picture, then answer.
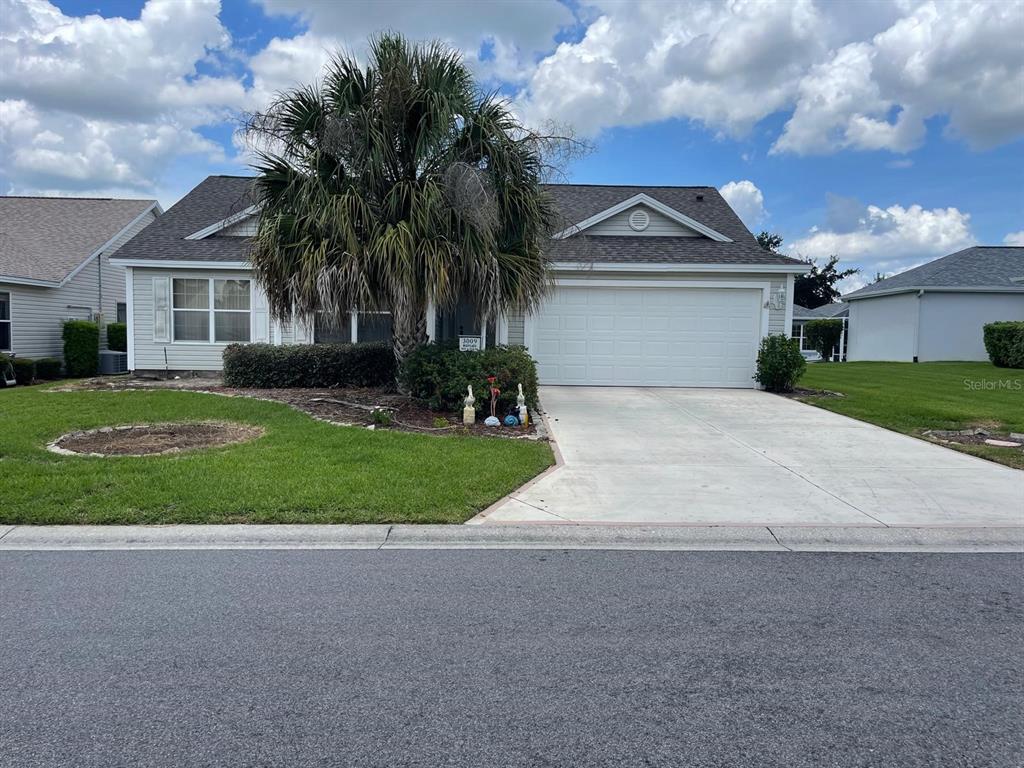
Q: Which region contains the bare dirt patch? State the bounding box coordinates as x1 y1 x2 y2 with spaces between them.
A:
56 377 542 439
51 422 264 456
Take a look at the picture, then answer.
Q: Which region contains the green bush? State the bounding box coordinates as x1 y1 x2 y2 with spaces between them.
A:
106 322 127 352
983 322 1024 369
754 334 806 392
400 343 539 414
35 358 63 380
222 343 395 388
803 318 844 361
62 320 99 377
12 357 35 386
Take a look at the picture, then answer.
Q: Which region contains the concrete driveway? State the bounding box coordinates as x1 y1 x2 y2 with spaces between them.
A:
476 387 1024 527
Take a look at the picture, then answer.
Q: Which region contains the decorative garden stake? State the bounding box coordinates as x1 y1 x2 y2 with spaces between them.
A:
516 383 529 428
484 376 501 427
463 385 476 425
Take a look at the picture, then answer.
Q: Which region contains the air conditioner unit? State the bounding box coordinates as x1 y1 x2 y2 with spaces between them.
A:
99 350 128 375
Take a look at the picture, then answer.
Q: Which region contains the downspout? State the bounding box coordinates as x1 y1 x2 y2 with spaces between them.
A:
912 289 924 363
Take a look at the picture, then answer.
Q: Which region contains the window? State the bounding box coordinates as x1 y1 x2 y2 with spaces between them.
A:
172 278 250 343
314 312 352 344
313 310 392 344
116 302 127 324
0 292 10 351
357 312 392 343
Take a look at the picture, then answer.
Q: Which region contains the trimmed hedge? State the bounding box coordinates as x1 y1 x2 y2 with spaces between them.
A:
222 343 395 388
106 322 127 352
983 321 1024 369
35 357 63 380
400 344 539 414
754 334 806 393
12 357 35 386
62 320 99 377
803 318 844 361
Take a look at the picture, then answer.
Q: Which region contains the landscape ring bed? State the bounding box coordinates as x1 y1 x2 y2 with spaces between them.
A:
48 422 265 457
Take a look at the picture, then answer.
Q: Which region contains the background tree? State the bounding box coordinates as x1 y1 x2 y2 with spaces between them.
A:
757 232 858 308
803 319 844 362
244 34 579 373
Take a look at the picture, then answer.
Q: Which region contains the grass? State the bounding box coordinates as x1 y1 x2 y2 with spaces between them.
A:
798 361 1024 469
0 386 554 525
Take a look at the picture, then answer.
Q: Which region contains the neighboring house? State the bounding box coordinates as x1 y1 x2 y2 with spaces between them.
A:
843 246 1024 362
0 197 160 359
792 303 849 361
112 176 806 387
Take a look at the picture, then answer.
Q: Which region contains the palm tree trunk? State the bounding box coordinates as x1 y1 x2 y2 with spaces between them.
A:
392 299 428 392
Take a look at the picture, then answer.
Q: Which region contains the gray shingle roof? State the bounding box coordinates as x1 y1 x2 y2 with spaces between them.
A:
113 175 256 264
114 176 803 269
793 303 849 319
844 246 1024 300
0 196 156 283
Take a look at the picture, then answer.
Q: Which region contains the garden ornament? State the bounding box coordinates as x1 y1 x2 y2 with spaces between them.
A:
503 414 519 427
484 416 500 427
463 385 475 425
516 383 528 427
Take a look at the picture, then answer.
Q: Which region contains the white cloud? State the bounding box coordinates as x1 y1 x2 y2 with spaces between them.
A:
1004 231 1024 246
719 180 766 229
773 0 1024 154
789 200 977 284
0 0 242 194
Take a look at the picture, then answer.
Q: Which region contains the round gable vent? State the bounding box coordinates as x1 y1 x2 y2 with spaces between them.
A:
628 208 650 232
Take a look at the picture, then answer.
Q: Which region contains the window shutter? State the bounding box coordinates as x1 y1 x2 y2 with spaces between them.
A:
152 275 170 343
252 284 269 343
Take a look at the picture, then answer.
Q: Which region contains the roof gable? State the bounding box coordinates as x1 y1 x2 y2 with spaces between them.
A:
551 193 732 242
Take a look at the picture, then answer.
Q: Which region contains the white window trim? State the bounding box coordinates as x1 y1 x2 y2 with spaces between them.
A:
171 278 253 345
0 290 11 352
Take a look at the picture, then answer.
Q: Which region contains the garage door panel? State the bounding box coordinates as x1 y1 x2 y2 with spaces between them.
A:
532 286 762 388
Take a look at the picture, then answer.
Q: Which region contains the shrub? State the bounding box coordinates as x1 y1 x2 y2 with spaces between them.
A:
983 322 1024 369
222 343 395 388
12 357 35 386
62 320 100 377
106 322 127 352
754 334 806 393
35 358 63 380
803 319 844 361
400 343 539 413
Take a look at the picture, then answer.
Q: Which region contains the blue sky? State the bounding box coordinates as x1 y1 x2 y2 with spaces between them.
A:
2 0 1022 290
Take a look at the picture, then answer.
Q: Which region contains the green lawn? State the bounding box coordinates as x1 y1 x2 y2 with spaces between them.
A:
0 387 553 525
798 362 1024 469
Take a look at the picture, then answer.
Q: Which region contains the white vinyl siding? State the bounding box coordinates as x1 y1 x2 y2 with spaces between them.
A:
217 216 258 236
847 293 919 361
132 268 260 371
586 204 701 237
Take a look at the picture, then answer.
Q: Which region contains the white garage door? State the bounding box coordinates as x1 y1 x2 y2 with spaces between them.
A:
530 286 764 387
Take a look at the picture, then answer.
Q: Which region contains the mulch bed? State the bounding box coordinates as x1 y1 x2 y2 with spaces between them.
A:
784 386 846 399
53 422 265 456
921 428 1024 450
56 377 540 439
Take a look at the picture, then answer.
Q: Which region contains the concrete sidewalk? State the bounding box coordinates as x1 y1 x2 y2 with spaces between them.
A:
0 524 1020 552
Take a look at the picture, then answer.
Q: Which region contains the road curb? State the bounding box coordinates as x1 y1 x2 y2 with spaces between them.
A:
0 524 1020 553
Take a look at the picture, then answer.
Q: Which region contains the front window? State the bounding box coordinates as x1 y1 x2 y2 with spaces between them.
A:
116 302 127 324
313 310 392 344
172 278 251 343
0 291 10 351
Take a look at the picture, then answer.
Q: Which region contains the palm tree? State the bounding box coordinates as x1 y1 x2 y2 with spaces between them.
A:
245 34 562 374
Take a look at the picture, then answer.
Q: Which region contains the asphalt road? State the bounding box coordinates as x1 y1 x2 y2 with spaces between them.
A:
1 551 1021 767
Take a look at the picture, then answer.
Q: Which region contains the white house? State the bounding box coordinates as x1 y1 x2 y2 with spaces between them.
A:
843 246 1024 362
0 196 160 360
111 176 807 387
